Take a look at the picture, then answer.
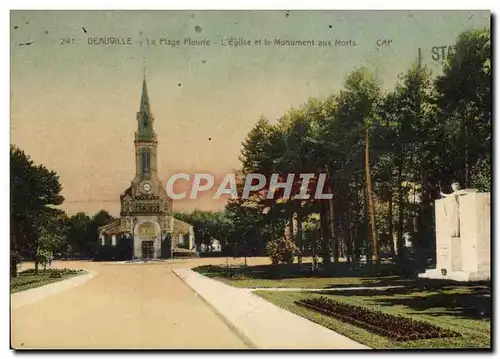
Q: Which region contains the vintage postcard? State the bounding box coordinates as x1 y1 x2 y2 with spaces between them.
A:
10 10 491 350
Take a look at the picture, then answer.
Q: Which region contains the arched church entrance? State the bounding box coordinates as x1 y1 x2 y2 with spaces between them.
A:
133 220 161 259
141 240 154 259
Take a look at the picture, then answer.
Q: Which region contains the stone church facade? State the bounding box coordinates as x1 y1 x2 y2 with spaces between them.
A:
98 75 194 259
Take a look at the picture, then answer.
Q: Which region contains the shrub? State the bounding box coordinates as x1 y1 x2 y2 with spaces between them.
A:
20 268 37 275
36 249 52 269
173 250 198 258
265 237 298 265
44 268 81 276
49 271 63 278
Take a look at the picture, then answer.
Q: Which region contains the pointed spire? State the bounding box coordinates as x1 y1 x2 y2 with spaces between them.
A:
140 67 152 117
135 67 156 143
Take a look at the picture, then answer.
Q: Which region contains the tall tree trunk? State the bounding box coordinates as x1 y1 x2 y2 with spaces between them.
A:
328 197 338 263
346 200 354 264
319 200 331 269
284 214 291 240
296 212 303 264
10 227 18 278
396 153 405 265
34 235 40 275
311 230 318 272
419 167 432 266
364 126 378 265
11 259 18 278
388 190 396 260
324 165 338 264
459 116 470 188
464 118 469 188
353 174 362 265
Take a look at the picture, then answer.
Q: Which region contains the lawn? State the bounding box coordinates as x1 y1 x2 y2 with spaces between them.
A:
192 263 474 290
255 283 491 349
10 268 85 293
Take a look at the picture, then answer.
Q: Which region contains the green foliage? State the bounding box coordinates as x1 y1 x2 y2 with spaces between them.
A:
265 237 299 265
172 250 198 258
10 145 64 276
173 210 230 252
240 117 278 173
38 219 66 254
435 28 491 187
340 67 380 125
49 270 62 278
470 157 491 192
36 248 52 268
93 235 133 261
67 210 115 257
228 28 491 271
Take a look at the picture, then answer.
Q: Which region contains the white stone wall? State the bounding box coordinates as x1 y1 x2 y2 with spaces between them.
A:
435 199 452 272
433 193 490 278
459 193 490 274
436 197 466 273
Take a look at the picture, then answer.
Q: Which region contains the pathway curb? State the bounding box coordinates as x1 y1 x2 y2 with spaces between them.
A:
173 268 370 350
173 268 257 349
11 269 97 310
247 285 405 292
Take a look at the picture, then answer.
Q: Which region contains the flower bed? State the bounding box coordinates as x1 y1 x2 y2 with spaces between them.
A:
11 268 84 293
295 296 461 341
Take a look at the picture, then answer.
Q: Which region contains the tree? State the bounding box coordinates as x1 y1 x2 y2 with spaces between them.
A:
36 249 52 270
67 212 91 255
435 28 491 189
10 145 64 277
227 28 491 277
38 209 69 254
89 210 115 255
376 63 437 266
338 68 381 266
173 209 238 254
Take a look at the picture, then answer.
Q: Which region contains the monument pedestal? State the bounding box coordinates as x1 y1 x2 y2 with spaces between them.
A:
419 268 490 281
419 192 490 282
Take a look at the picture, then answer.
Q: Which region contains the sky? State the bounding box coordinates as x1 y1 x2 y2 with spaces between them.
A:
10 10 490 217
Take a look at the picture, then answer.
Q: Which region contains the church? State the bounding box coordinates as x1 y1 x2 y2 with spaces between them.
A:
98 74 195 259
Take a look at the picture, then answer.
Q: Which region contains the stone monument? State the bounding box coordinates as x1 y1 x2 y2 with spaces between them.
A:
419 182 490 281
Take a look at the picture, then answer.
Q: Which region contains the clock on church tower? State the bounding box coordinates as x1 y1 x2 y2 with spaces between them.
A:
139 180 153 194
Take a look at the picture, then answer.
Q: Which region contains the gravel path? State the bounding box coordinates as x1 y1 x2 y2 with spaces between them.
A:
11 260 250 349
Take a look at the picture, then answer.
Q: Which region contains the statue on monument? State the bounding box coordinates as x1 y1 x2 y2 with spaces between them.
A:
439 181 478 238
440 182 461 237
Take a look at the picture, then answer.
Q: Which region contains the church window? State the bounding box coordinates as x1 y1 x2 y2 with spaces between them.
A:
142 149 150 174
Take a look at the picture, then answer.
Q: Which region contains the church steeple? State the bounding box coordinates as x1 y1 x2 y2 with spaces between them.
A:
134 69 159 183
140 69 152 118
136 70 156 143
